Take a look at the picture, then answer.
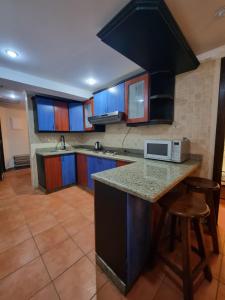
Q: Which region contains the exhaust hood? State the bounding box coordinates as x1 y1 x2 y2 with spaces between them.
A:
88 111 124 125
97 0 199 75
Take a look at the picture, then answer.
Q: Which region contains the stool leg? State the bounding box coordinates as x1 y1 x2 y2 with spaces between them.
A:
169 215 177 252
181 218 193 300
193 219 212 282
205 193 219 254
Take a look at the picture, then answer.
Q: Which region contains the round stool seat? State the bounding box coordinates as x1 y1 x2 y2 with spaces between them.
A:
160 192 210 219
169 193 210 219
184 177 220 193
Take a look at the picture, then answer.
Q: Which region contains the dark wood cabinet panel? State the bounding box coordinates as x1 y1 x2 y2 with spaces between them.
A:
54 101 69 131
116 160 131 167
44 156 62 192
77 154 88 186
125 73 150 124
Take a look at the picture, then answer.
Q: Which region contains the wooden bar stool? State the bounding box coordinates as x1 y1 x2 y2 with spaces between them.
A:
155 192 212 300
184 177 220 254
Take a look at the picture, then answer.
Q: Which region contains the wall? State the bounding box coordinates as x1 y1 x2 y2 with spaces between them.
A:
77 60 220 178
0 102 30 169
27 59 221 187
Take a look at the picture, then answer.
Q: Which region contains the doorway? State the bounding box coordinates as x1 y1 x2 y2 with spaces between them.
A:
213 57 225 220
0 121 5 180
0 87 31 192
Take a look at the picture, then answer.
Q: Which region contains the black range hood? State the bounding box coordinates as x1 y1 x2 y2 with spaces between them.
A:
97 0 199 75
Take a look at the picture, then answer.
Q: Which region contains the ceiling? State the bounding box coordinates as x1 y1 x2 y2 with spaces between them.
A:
0 0 225 95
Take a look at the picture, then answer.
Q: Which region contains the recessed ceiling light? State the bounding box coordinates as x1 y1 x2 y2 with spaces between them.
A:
10 94 16 99
215 7 225 18
5 49 18 58
86 78 97 85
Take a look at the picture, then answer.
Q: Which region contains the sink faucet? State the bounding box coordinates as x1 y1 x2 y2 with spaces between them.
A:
60 135 66 150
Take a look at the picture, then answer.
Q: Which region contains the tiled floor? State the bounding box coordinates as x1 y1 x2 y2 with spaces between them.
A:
0 168 225 299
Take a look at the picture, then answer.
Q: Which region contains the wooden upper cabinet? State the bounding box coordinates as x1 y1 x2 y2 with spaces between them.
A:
84 98 94 131
54 101 69 131
44 156 62 192
125 73 150 124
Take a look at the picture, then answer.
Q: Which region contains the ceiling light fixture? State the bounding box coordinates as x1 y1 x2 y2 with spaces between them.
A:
5 49 19 58
86 78 97 85
215 7 225 18
10 94 16 99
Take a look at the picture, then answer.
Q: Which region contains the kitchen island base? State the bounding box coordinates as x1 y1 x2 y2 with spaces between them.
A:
94 181 154 294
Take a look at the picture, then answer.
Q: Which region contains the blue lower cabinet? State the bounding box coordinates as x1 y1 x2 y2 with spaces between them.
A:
69 103 84 131
61 155 76 186
87 156 117 190
87 156 97 190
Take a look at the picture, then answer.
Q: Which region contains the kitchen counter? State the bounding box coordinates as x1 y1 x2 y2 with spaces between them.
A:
36 147 200 202
92 159 200 203
35 147 142 163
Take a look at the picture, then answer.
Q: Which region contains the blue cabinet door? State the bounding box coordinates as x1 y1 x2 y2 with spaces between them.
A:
69 103 84 131
87 156 97 189
61 154 76 186
94 90 107 116
36 97 55 131
87 156 116 190
106 83 125 113
101 158 117 170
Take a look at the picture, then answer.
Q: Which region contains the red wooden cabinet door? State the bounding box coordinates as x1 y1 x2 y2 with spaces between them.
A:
54 101 69 131
116 160 131 167
83 98 94 131
125 73 150 124
44 156 62 192
77 154 88 186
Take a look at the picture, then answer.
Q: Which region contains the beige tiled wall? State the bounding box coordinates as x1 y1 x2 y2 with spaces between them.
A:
77 60 220 178
27 60 220 187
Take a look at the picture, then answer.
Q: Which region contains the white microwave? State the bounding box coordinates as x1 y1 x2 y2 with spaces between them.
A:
144 138 190 163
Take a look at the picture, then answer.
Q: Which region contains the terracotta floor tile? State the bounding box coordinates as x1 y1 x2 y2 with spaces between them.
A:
152 279 182 300
42 238 84 279
0 224 32 254
217 282 225 300
0 238 39 279
219 255 225 284
195 278 218 300
93 281 123 300
52 204 77 223
126 269 165 300
0 257 50 300
208 253 223 280
30 283 59 300
72 223 95 254
62 213 90 236
28 213 58 236
35 224 69 254
54 256 107 300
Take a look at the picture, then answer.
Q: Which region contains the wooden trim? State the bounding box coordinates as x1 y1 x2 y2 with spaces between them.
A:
54 101 69 131
125 73 150 123
84 98 94 131
213 57 225 220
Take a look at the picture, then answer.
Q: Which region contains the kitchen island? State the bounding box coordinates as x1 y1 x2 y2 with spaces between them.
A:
92 159 200 294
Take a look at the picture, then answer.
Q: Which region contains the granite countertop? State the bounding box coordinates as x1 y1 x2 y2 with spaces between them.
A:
92 159 200 203
36 146 200 202
36 147 141 163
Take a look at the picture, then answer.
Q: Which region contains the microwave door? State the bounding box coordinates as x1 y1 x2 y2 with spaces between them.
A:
145 141 172 161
